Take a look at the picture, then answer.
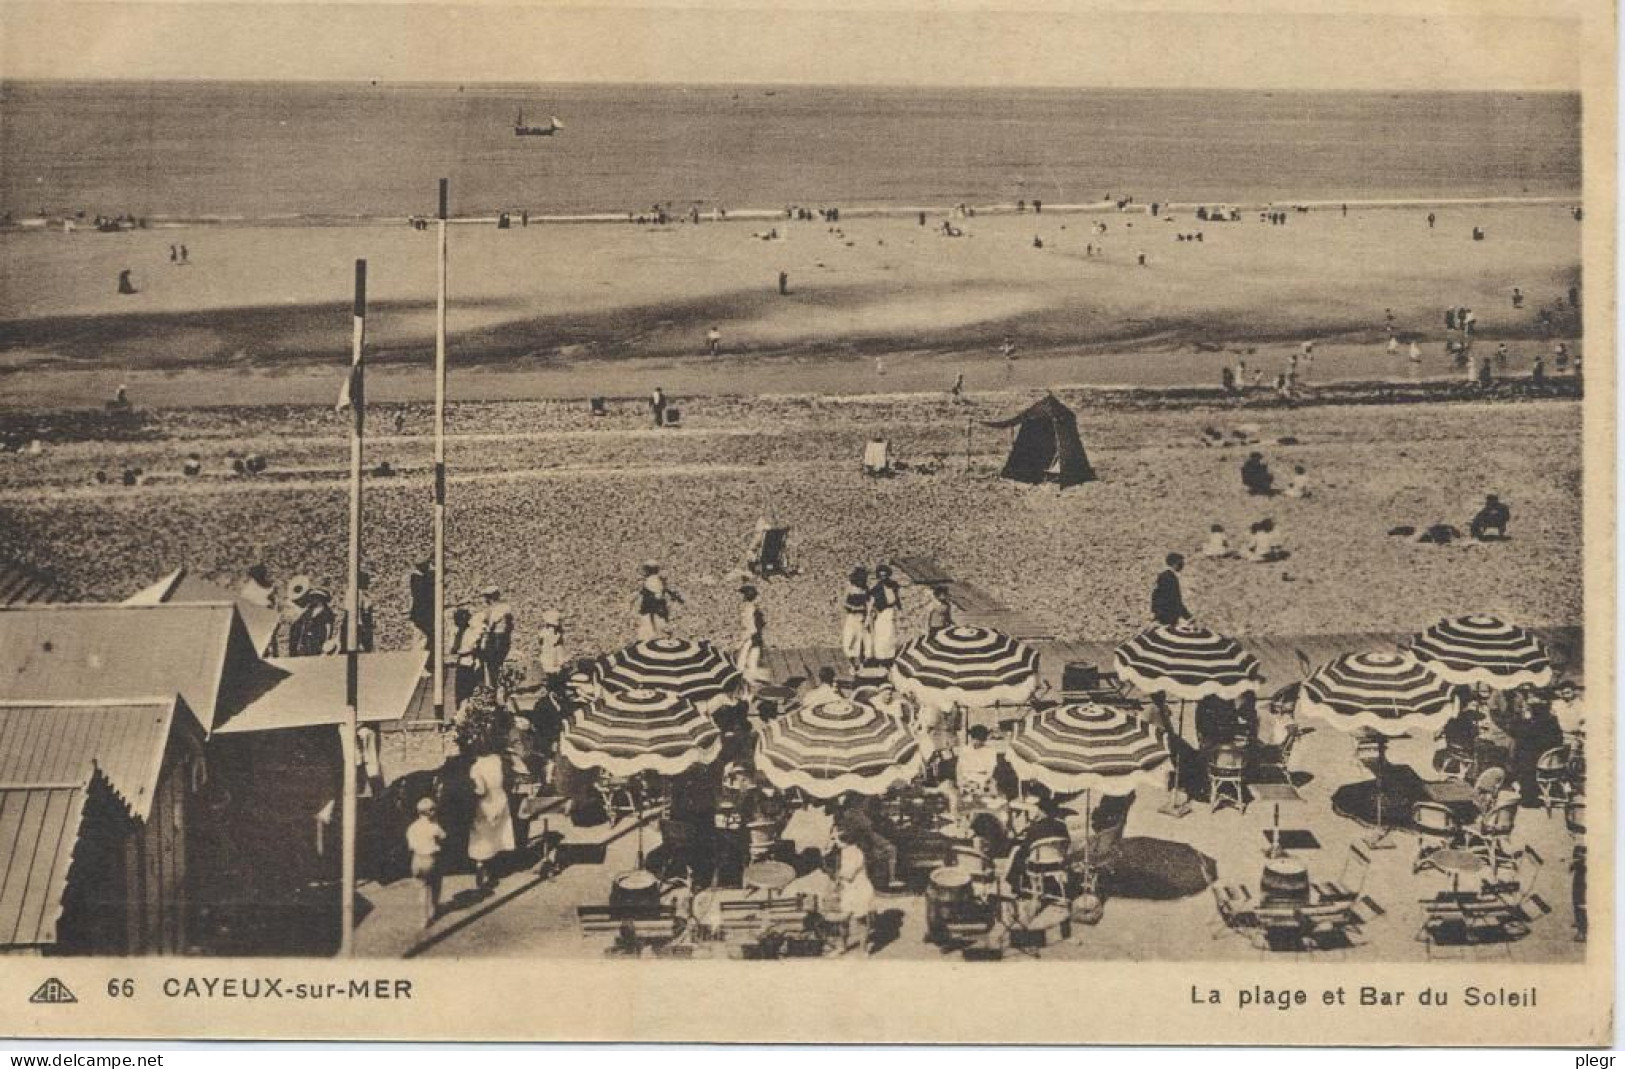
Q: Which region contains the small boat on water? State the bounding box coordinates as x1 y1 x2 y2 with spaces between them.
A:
514 110 563 136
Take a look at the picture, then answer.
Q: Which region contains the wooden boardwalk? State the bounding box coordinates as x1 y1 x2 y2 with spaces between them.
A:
894 555 1062 641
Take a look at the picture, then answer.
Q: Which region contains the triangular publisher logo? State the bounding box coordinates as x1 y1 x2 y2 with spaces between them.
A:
28 977 76 1004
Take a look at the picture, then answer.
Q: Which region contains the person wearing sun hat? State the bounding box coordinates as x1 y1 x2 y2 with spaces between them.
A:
476 584 514 690
287 580 339 656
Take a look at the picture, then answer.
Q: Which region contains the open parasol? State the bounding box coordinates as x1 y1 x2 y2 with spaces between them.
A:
755 697 922 799
1409 614 1553 691
1113 623 1263 702
890 625 1040 711
597 636 743 715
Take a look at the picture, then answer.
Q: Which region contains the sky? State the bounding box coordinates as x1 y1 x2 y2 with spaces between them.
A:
0 0 1588 91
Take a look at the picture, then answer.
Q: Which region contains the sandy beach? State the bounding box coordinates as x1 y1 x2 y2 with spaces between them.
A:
0 200 1581 409
0 390 1582 658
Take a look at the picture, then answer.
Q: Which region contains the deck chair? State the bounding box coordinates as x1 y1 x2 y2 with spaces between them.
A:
1313 844 1373 904
748 527 794 578
861 439 893 476
1210 882 1259 940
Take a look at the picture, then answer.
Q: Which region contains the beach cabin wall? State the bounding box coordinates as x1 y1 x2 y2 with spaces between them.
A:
53 763 190 956
192 726 344 953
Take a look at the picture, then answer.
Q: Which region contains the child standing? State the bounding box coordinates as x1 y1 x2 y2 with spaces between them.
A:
537 610 566 679
406 797 446 928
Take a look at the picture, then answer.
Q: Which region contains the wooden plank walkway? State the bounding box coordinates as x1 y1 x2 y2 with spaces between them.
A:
894 558 1062 641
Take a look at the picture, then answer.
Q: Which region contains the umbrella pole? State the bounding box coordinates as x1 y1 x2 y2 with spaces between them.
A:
1364 737 1396 850
1158 695 1191 818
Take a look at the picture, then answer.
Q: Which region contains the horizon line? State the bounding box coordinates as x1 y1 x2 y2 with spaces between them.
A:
0 76 1581 95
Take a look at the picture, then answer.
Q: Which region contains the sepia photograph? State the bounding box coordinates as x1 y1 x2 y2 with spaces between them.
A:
0 0 1613 1046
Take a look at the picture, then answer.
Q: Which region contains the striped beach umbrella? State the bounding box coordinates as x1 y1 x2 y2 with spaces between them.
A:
559 687 721 779
1007 703 1171 796
1113 624 1263 701
1299 650 1457 738
890 625 1040 710
598 637 742 714
1409 614 1553 690
755 698 923 799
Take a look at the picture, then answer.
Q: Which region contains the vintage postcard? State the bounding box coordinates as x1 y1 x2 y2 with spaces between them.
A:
0 0 1613 1046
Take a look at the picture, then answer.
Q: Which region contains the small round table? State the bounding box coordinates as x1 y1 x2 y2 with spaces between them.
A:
1428 847 1487 893
743 860 796 899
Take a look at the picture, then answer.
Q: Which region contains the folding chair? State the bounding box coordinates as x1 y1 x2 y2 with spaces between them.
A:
1535 745 1574 815
1253 723 1311 786
1313 843 1372 904
1210 882 1259 940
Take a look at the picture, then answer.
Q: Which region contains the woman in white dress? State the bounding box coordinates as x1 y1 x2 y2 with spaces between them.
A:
467 751 515 892
832 827 876 950
867 565 902 666
838 567 870 672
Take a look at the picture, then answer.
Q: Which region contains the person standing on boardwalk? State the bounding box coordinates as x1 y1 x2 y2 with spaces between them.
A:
476 585 514 690
867 564 903 666
926 585 955 633
706 326 721 356
634 561 683 640
736 584 766 683
839 567 871 672
537 610 566 680
1151 553 1192 627
467 749 514 893
650 387 668 427
406 797 446 927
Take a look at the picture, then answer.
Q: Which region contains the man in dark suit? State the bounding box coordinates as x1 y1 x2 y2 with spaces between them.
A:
1151 553 1192 627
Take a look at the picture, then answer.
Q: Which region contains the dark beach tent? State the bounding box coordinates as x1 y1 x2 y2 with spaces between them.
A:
984 393 1096 487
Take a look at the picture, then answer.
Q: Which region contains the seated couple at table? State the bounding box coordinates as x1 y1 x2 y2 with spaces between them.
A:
959 790 1135 894
924 726 1021 819
1195 694 1260 753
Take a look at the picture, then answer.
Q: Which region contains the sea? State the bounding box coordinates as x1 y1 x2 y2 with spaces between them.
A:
0 81 1581 224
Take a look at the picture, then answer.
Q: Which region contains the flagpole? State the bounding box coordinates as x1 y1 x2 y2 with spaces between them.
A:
341 257 366 958
433 179 449 721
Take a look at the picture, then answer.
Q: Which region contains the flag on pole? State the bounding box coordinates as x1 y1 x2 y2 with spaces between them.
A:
336 362 363 420
337 262 366 431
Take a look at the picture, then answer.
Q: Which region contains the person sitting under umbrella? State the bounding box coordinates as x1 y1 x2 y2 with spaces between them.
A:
956 725 999 797
1007 798 1072 892
834 799 900 892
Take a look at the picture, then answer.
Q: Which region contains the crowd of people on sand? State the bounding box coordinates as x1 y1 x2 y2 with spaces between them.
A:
217 460 1572 940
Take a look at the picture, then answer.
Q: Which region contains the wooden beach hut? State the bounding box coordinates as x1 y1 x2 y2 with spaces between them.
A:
0 603 424 954
0 696 203 956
